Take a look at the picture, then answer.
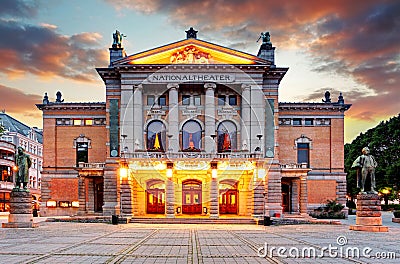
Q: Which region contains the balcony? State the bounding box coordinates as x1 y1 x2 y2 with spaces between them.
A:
280 163 308 169
77 162 106 169
0 140 15 153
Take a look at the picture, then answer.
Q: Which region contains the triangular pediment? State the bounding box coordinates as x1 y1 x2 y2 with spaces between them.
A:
115 39 271 65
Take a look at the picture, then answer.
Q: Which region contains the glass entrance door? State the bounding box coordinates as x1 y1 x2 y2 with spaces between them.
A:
182 180 202 214
146 180 165 214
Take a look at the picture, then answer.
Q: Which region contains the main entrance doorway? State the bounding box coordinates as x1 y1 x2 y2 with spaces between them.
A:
94 178 103 212
146 180 165 214
282 182 291 213
182 179 202 214
219 180 238 214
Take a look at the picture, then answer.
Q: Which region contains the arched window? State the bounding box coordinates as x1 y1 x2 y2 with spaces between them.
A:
217 121 237 152
147 121 166 151
182 121 202 151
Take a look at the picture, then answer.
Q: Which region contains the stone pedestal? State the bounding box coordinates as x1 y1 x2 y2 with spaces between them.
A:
350 194 388 232
2 190 38 228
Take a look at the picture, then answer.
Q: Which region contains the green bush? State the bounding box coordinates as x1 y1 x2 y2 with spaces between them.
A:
381 204 400 211
310 199 345 219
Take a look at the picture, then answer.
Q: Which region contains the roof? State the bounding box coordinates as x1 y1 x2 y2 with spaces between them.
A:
112 38 272 66
0 112 43 143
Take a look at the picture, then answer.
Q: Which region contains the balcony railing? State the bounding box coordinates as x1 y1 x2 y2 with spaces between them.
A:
280 163 309 169
0 140 16 152
77 162 106 169
122 151 262 160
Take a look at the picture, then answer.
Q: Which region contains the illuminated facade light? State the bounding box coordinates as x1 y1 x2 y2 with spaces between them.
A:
46 200 57 207
166 168 173 178
212 169 217 178
71 201 79 208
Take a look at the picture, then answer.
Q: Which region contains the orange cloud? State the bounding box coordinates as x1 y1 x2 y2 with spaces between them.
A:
0 84 42 117
0 20 109 82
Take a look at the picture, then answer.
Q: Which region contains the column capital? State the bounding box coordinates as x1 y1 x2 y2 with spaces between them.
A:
204 83 216 90
241 83 251 91
167 83 179 90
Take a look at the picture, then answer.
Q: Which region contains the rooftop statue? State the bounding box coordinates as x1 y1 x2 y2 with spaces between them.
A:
351 147 378 194
322 91 331 103
112 30 126 48
257 32 271 44
55 91 64 103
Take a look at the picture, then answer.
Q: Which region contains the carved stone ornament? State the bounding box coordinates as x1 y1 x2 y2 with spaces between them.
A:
170 45 212 64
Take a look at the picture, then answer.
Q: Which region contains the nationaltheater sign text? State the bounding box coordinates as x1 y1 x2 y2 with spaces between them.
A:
148 73 235 83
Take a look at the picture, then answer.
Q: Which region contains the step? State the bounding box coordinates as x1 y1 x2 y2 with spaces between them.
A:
129 217 257 225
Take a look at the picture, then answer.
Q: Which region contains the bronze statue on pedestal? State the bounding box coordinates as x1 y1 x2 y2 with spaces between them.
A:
352 147 377 194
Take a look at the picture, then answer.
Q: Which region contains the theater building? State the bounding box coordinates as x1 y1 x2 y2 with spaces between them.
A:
37 28 351 218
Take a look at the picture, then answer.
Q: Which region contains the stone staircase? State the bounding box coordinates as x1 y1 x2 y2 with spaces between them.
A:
129 217 258 225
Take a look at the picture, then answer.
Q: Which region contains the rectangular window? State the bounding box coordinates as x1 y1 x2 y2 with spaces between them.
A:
229 95 237 105
76 142 88 166
73 119 82 126
158 95 166 106
305 119 313 126
293 119 302 126
297 143 310 168
85 119 93 126
218 96 225 105
147 95 155 105
194 95 201 106
182 95 190 105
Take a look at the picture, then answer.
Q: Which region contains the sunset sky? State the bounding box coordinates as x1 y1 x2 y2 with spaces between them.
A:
0 0 399 143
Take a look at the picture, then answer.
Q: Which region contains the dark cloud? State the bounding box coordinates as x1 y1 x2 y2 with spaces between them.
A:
0 20 108 81
0 0 39 18
105 0 399 122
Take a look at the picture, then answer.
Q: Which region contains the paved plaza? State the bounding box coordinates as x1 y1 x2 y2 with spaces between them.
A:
0 213 399 264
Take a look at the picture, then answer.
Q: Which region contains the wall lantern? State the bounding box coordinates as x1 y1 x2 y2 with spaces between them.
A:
211 161 218 178
176 206 181 214
119 161 128 180
203 207 208 214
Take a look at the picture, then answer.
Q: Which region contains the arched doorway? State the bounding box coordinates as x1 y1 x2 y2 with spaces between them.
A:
182 179 202 214
219 180 238 214
146 180 165 214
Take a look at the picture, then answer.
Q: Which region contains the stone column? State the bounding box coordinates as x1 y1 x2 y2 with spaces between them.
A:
299 175 308 214
121 177 132 215
168 84 179 152
241 84 251 151
265 165 282 216
204 83 216 153
253 179 264 217
209 177 219 219
166 177 175 218
87 179 94 214
120 84 134 152
103 160 120 216
77 176 86 215
133 84 143 150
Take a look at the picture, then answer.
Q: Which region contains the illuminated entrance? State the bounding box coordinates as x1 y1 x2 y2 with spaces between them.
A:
219 180 238 214
146 180 165 214
182 180 202 214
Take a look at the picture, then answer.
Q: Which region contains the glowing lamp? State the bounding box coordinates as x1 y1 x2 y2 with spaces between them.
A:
166 168 173 178
119 167 128 180
71 201 79 208
212 169 217 178
12 165 18 172
46 200 57 207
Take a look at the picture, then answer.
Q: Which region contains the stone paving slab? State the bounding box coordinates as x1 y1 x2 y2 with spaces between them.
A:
0 214 399 263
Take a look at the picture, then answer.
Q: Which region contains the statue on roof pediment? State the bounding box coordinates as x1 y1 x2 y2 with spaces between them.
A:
170 45 212 64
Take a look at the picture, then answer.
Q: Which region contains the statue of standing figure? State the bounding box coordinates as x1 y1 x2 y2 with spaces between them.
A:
257 32 271 44
112 30 126 48
15 147 32 191
351 147 378 194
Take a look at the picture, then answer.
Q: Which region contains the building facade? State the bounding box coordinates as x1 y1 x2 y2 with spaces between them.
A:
37 29 350 218
0 111 43 211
